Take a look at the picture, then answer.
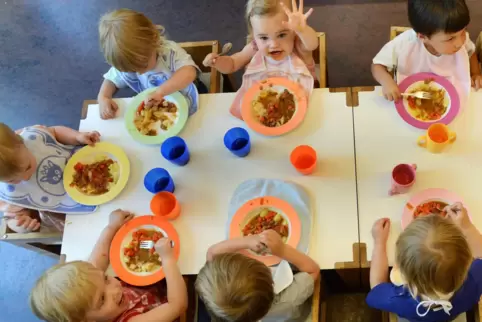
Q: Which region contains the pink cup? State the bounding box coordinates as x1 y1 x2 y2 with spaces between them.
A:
389 164 417 196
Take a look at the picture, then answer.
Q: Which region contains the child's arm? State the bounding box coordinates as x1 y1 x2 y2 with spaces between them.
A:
129 238 188 322
203 44 256 74
371 64 401 102
88 209 134 272
280 1 318 52
97 79 119 120
145 66 197 103
206 235 264 261
49 126 100 146
446 203 482 257
369 218 391 289
260 230 320 280
470 53 482 90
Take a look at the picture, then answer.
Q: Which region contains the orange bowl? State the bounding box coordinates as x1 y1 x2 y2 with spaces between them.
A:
150 191 180 220
290 145 317 175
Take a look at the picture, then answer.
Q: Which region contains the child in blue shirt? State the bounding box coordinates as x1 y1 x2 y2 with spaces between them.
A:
367 203 482 321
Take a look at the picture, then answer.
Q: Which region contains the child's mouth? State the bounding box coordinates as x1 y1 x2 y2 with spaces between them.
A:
269 50 283 57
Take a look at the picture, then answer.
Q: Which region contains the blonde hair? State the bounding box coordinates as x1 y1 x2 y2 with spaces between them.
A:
396 215 472 298
195 253 274 322
245 0 291 42
0 123 25 180
476 32 482 64
99 8 164 72
30 261 99 322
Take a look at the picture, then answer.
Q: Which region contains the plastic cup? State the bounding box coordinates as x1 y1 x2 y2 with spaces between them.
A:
161 136 190 166
144 168 175 193
389 164 417 196
224 127 251 157
290 145 317 175
150 191 180 220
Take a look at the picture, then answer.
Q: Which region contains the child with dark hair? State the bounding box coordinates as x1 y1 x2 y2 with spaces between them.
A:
372 0 482 102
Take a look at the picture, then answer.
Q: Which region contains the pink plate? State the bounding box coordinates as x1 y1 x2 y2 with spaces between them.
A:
395 73 460 129
401 188 470 230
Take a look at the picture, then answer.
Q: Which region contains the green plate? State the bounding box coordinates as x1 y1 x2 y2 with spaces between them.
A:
125 88 189 145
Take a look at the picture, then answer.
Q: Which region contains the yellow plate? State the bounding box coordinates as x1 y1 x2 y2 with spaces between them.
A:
63 142 130 206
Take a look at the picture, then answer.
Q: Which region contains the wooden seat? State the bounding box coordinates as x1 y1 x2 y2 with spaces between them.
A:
0 218 62 259
313 32 327 88
178 40 222 93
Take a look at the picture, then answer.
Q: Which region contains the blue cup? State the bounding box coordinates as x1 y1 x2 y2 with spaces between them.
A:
161 136 190 166
144 168 175 193
224 127 251 157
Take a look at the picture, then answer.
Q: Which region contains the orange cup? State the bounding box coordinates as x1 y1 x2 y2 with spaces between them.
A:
290 145 317 175
150 191 180 220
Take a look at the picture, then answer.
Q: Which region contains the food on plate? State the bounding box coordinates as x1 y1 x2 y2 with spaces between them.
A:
123 229 163 273
407 78 448 121
70 157 119 195
252 88 296 127
134 99 178 136
242 208 289 242
413 201 449 218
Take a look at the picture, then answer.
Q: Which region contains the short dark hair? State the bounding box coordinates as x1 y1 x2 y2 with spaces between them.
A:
408 0 470 37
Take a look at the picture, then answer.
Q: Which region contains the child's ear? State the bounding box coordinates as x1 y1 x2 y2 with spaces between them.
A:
417 33 428 41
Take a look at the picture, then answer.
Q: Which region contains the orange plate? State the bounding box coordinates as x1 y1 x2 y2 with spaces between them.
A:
241 77 308 136
229 196 301 266
110 215 180 286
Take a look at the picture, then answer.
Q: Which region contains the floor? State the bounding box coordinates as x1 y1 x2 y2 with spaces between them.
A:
1 0 482 321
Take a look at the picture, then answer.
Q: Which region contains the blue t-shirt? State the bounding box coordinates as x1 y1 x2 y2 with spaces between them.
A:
366 259 482 322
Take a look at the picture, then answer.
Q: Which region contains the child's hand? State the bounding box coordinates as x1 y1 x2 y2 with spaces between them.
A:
245 235 266 253
382 81 401 102
144 88 166 104
108 209 134 231
203 54 233 73
371 218 390 245
472 75 482 90
76 131 101 146
203 53 219 67
259 230 286 257
155 238 175 260
98 97 119 120
15 214 41 232
445 202 472 231
280 0 314 33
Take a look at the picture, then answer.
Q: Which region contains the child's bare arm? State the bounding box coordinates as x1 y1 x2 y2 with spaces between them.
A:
295 26 318 52
206 235 262 261
371 64 401 102
446 203 482 258
145 66 197 103
49 126 100 146
470 53 482 90
129 239 188 322
369 218 390 288
98 79 119 120
203 44 256 74
98 79 118 100
88 210 134 272
260 230 320 280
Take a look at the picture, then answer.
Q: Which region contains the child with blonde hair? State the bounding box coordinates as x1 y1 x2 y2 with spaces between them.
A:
196 230 320 322
30 209 188 322
97 9 203 119
203 0 319 119
0 123 100 233
372 0 482 103
367 203 482 321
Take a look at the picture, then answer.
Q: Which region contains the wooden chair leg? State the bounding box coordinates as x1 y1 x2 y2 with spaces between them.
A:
312 274 321 322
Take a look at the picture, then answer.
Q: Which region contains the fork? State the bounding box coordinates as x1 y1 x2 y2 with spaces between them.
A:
139 240 174 250
401 91 432 100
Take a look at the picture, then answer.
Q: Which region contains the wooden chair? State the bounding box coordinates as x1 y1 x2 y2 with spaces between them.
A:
178 40 222 94
313 32 327 88
0 218 62 259
476 32 482 68
310 273 323 322
390 26 411 41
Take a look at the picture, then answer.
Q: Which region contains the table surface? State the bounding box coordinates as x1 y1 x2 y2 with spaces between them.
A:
61 88 359 273
354 87 482 265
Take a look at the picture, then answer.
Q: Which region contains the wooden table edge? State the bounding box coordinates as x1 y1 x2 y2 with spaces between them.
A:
350 86 376 108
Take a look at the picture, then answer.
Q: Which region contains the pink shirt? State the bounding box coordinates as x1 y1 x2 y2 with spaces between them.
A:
373 29 475 106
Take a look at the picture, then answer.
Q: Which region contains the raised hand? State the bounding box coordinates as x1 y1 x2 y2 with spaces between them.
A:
280 0 314 33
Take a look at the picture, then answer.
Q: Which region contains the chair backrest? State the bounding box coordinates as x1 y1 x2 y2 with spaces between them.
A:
312 32 327 88
179 40 221 93
390 26 411 40
476 32 482 66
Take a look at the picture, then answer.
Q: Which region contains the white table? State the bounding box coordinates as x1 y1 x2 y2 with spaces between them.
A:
62 89 358 273
354 87 482 265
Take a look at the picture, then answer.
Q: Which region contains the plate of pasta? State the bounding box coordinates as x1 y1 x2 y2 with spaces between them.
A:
241 78 308 136
401 188 470 229
395 73 460 129
110 215 180 286
229 196 301 266
125 88 189 144
63 142 129 205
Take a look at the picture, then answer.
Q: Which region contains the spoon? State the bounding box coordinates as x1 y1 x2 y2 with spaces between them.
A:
212 43 232 64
